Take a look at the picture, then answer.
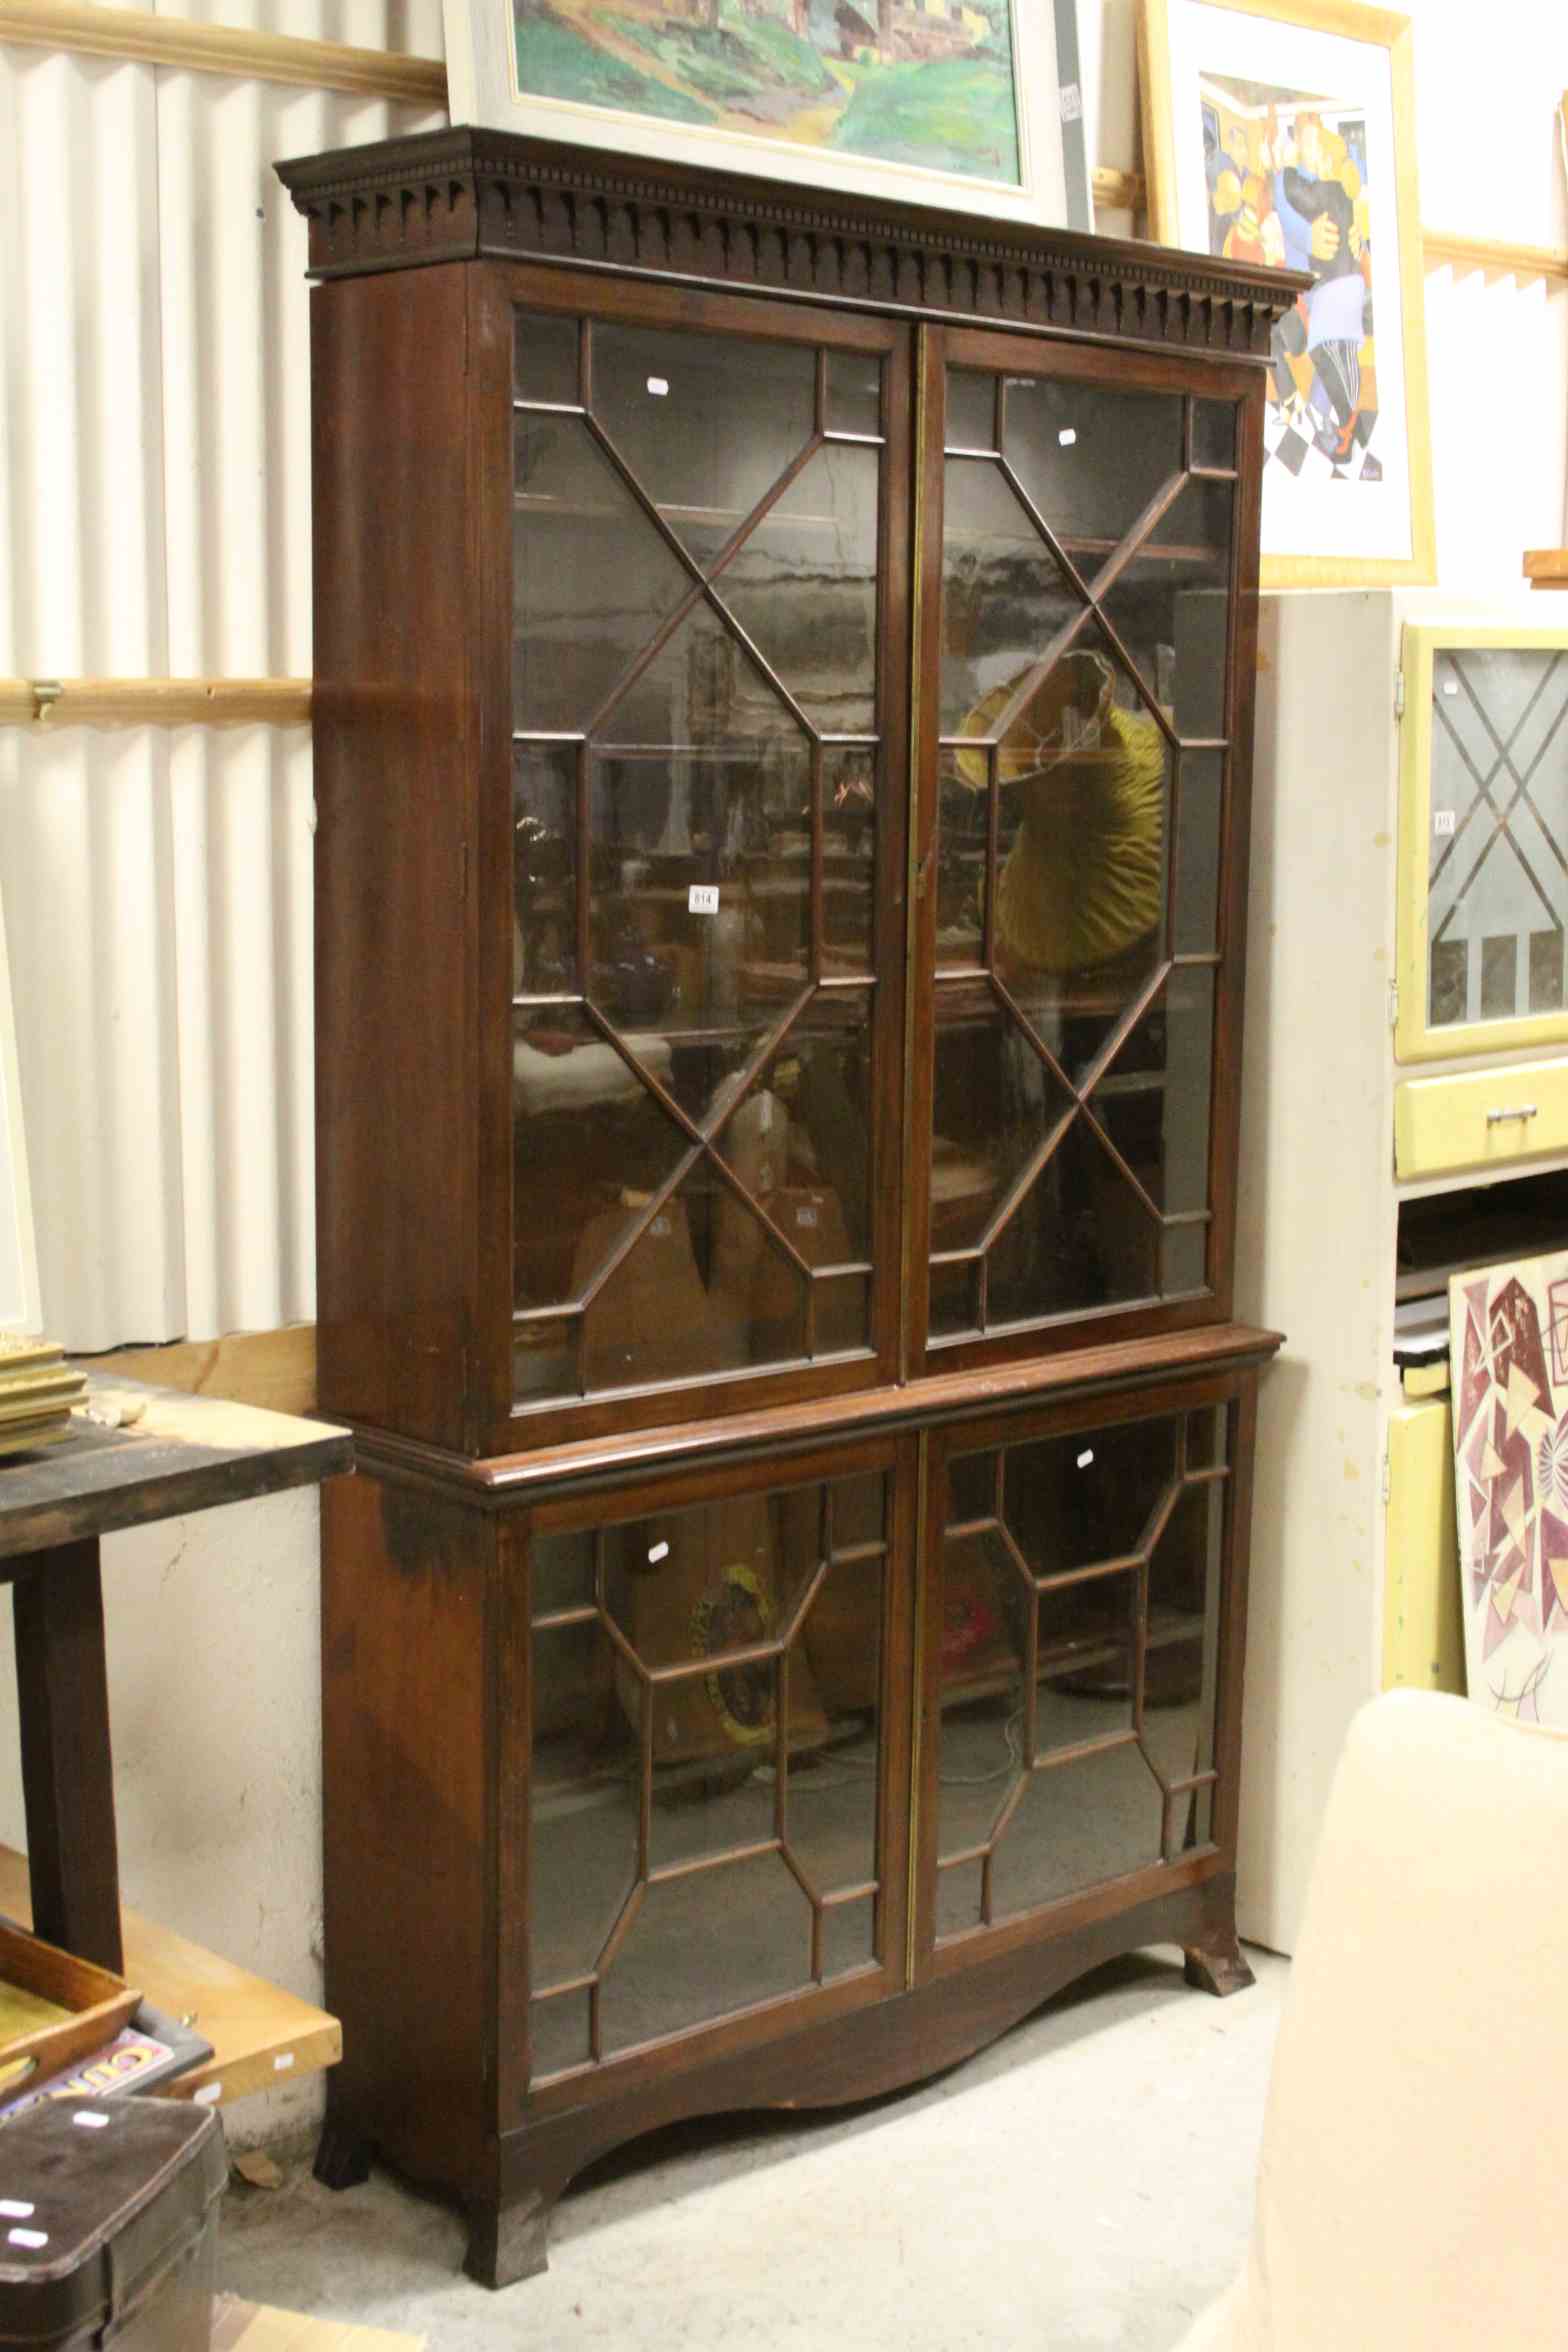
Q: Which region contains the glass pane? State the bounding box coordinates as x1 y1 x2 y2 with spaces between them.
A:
532 1528 595 1617
1098 492 1232 743
1173 753 1224 956
1142 1481 1225 1798
600 1849 811 2054
528 1992 590 2083
982 1116 1160 1327
512 1004 687 1318
988 1742 1163 1920
1034 1570 1137 1758
531 1618 635 1989
514 1318 575 1403
823 748 877 975
1426 647 1568 1030
1530 927 1564 1012
513 744 576 997
812 1271 871 1357
1186 1405 1227 1471
601 1487 824 1690
1001 376 1183 556
791 1558 882 1891
949 1449 999 1526
513 309 579 407
826 351 882 440
599 598 808 756
946 369 998 452
512 415 691 732
686 444 880 735
581 1165 771 1390
831 1472 885 1552
715 995 873 1255
929 993 1076 1256
936 1859 984 1939
1192 399 1238 471
1151 965 1214 1218
941 457 1082 737
589 321 816 557
647 1744 774 1875
984 648 1170 987
1003 1414 1179 1575
936 1527 1027 1862
820 1896 876 1979
1162 1222 1209 1296
936 751 987 968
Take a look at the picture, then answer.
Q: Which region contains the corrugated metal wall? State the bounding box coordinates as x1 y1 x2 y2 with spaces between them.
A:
0 34 440 1350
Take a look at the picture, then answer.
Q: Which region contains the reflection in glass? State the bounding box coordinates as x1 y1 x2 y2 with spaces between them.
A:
1192 398 1238 471
1173 754 1224 956
529 1991 590 2082
1426 648 1568 1029
946 369 998 452
941 457 1080 737
824 747 877 974
826 350 883 440
529 1469 888 2056
987 1743 1163 1918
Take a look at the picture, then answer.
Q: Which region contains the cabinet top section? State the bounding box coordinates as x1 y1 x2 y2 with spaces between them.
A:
276 127 1305 362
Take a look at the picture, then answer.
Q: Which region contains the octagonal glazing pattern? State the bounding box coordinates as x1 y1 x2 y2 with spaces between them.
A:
510 307 887 1407
527 1465 890 2083
934 1402 1230 1940
929 362 1239 1349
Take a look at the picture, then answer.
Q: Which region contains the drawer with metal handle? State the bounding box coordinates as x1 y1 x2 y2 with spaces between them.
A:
1393 1060 1568 1179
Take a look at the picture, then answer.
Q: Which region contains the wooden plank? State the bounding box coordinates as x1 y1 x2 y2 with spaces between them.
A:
0 678 312 729
0 1376 351 1560
1525 549 1568 587
0 0 444 104
1421 229 1568 288
12 1539 122 1970
88 1328 318 1418
213 2298 423 2352
0 1847 342 2106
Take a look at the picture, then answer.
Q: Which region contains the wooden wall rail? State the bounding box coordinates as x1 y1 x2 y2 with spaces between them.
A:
0 678 312 728
0 4 1562 288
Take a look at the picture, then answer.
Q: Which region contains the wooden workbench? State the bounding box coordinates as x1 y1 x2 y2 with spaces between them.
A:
0 1374 352 2103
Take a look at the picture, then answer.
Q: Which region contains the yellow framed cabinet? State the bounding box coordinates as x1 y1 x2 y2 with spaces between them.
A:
1235 593 1568 1954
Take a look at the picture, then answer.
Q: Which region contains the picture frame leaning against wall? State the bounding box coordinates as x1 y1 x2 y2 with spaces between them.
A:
1138 0 1435 588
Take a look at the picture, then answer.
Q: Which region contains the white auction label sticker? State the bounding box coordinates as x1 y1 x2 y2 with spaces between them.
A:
1076 1449 1095 1469
688 884 720 915
193 2083 223 2106
8 2230 47 2250
72 2111 110 2130
1434 809 1456 836
274 2053 296 2072
648 1541 670 1563
0 2203 34 2220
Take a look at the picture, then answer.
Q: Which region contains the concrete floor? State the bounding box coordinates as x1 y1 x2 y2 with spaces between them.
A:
220 1946 1286 2352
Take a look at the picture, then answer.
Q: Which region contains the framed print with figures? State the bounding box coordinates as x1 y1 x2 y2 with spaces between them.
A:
443 0 1094 232
1139 0 1434 587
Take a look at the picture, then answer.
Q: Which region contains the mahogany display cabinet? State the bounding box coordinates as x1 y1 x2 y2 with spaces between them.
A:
278 128 1293 2287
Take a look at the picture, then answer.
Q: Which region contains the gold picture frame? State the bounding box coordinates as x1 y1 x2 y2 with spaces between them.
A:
1138 0 1434 588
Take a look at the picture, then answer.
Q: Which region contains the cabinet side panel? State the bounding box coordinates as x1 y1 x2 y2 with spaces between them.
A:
321 1472 494 2190
312 265 477 1449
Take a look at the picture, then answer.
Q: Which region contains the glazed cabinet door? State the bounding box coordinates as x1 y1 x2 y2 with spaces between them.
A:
497 269 910 1450
909 329 1262 1372
512 1437 914 2108
913 1376 1253 1973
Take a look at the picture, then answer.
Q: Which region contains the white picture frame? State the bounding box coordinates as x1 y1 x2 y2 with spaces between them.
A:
1139 0 1435 587
0 885 40 1337
444 0 1094 233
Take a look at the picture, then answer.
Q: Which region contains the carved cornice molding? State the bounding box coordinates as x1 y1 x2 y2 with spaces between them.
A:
277 129 1304 361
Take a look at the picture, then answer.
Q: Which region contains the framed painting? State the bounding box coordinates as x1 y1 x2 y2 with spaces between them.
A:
443 0 1094 232
1138 0 1434 587
0 883 40 1336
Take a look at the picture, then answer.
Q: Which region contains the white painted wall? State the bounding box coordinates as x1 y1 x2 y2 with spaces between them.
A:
0 0 1563 2151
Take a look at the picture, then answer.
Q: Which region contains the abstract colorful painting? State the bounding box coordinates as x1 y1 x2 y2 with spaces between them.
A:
1138 0 1434 587
443 0 1091 229
1450 1251 1568 1723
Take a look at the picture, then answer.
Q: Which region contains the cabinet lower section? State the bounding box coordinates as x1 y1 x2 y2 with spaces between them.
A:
318 1347 1267 2286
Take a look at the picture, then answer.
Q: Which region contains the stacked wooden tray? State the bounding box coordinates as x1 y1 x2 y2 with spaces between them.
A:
0 1335 86 1459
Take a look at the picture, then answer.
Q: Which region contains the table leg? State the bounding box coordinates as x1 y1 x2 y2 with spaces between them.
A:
12 1538 124 1974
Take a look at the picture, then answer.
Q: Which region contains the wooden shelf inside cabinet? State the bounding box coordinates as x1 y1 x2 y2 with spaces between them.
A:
0 1846 341 2107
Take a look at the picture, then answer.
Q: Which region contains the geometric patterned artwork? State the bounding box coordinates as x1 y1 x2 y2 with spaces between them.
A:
1451 1252 1568 1720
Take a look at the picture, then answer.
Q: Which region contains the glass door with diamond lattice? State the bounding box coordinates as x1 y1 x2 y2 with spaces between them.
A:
912 332 1255 1367
508 289 906 1427
1396 627 1568 1063
917 1385 1240 1966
